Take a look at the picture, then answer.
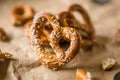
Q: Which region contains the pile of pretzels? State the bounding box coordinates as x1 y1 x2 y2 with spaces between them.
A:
25 4 95 70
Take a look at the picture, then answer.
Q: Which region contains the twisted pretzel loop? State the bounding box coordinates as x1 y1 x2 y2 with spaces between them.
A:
57 4 95 49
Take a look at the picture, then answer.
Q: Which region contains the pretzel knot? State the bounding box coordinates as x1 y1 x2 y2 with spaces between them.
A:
11 5 35 26
30 13 80 70
57 4 95 49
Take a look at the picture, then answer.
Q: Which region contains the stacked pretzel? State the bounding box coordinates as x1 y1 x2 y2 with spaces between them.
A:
25 4 95 70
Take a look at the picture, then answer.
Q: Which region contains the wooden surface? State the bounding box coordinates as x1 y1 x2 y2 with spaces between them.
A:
0 0 120 80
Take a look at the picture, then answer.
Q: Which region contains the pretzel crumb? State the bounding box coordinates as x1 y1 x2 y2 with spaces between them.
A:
102 58 116 70
76 69 91 80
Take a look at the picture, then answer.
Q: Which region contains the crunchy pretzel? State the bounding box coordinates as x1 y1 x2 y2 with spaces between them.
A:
30 13 80 70
57 4 95 49
11 5 35 26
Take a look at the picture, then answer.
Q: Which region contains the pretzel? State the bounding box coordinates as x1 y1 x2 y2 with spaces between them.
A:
57 4 95 49
0 28 9 41
30 13 80 70
11 5 35 26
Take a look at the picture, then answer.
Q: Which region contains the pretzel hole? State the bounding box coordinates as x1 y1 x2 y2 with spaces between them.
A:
15 8 24 16
59 39 70 51
72 12 84 24
44 39 70 54
65 19 78 28
81 30 89 39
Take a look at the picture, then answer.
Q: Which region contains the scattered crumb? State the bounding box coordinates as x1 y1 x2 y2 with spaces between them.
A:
102 58 116 70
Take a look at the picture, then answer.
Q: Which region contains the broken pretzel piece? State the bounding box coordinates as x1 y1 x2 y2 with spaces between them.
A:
76 69 91 80
102 58 116 70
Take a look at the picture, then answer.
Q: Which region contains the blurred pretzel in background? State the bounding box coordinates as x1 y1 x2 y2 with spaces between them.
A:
57 4 95 49
11 5 35 26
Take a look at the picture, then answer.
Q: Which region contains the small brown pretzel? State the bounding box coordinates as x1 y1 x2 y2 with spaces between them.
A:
57 4 95 49
0 28 9 41
11 5 35 26
30 13 80 70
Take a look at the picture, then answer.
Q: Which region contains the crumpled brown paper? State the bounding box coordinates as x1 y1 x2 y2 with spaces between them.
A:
0 0 120 80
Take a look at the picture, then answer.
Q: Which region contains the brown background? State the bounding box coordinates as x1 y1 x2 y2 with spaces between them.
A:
0 0 120 80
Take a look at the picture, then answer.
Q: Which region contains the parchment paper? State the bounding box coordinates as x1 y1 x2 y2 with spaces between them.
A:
0 0 120 80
